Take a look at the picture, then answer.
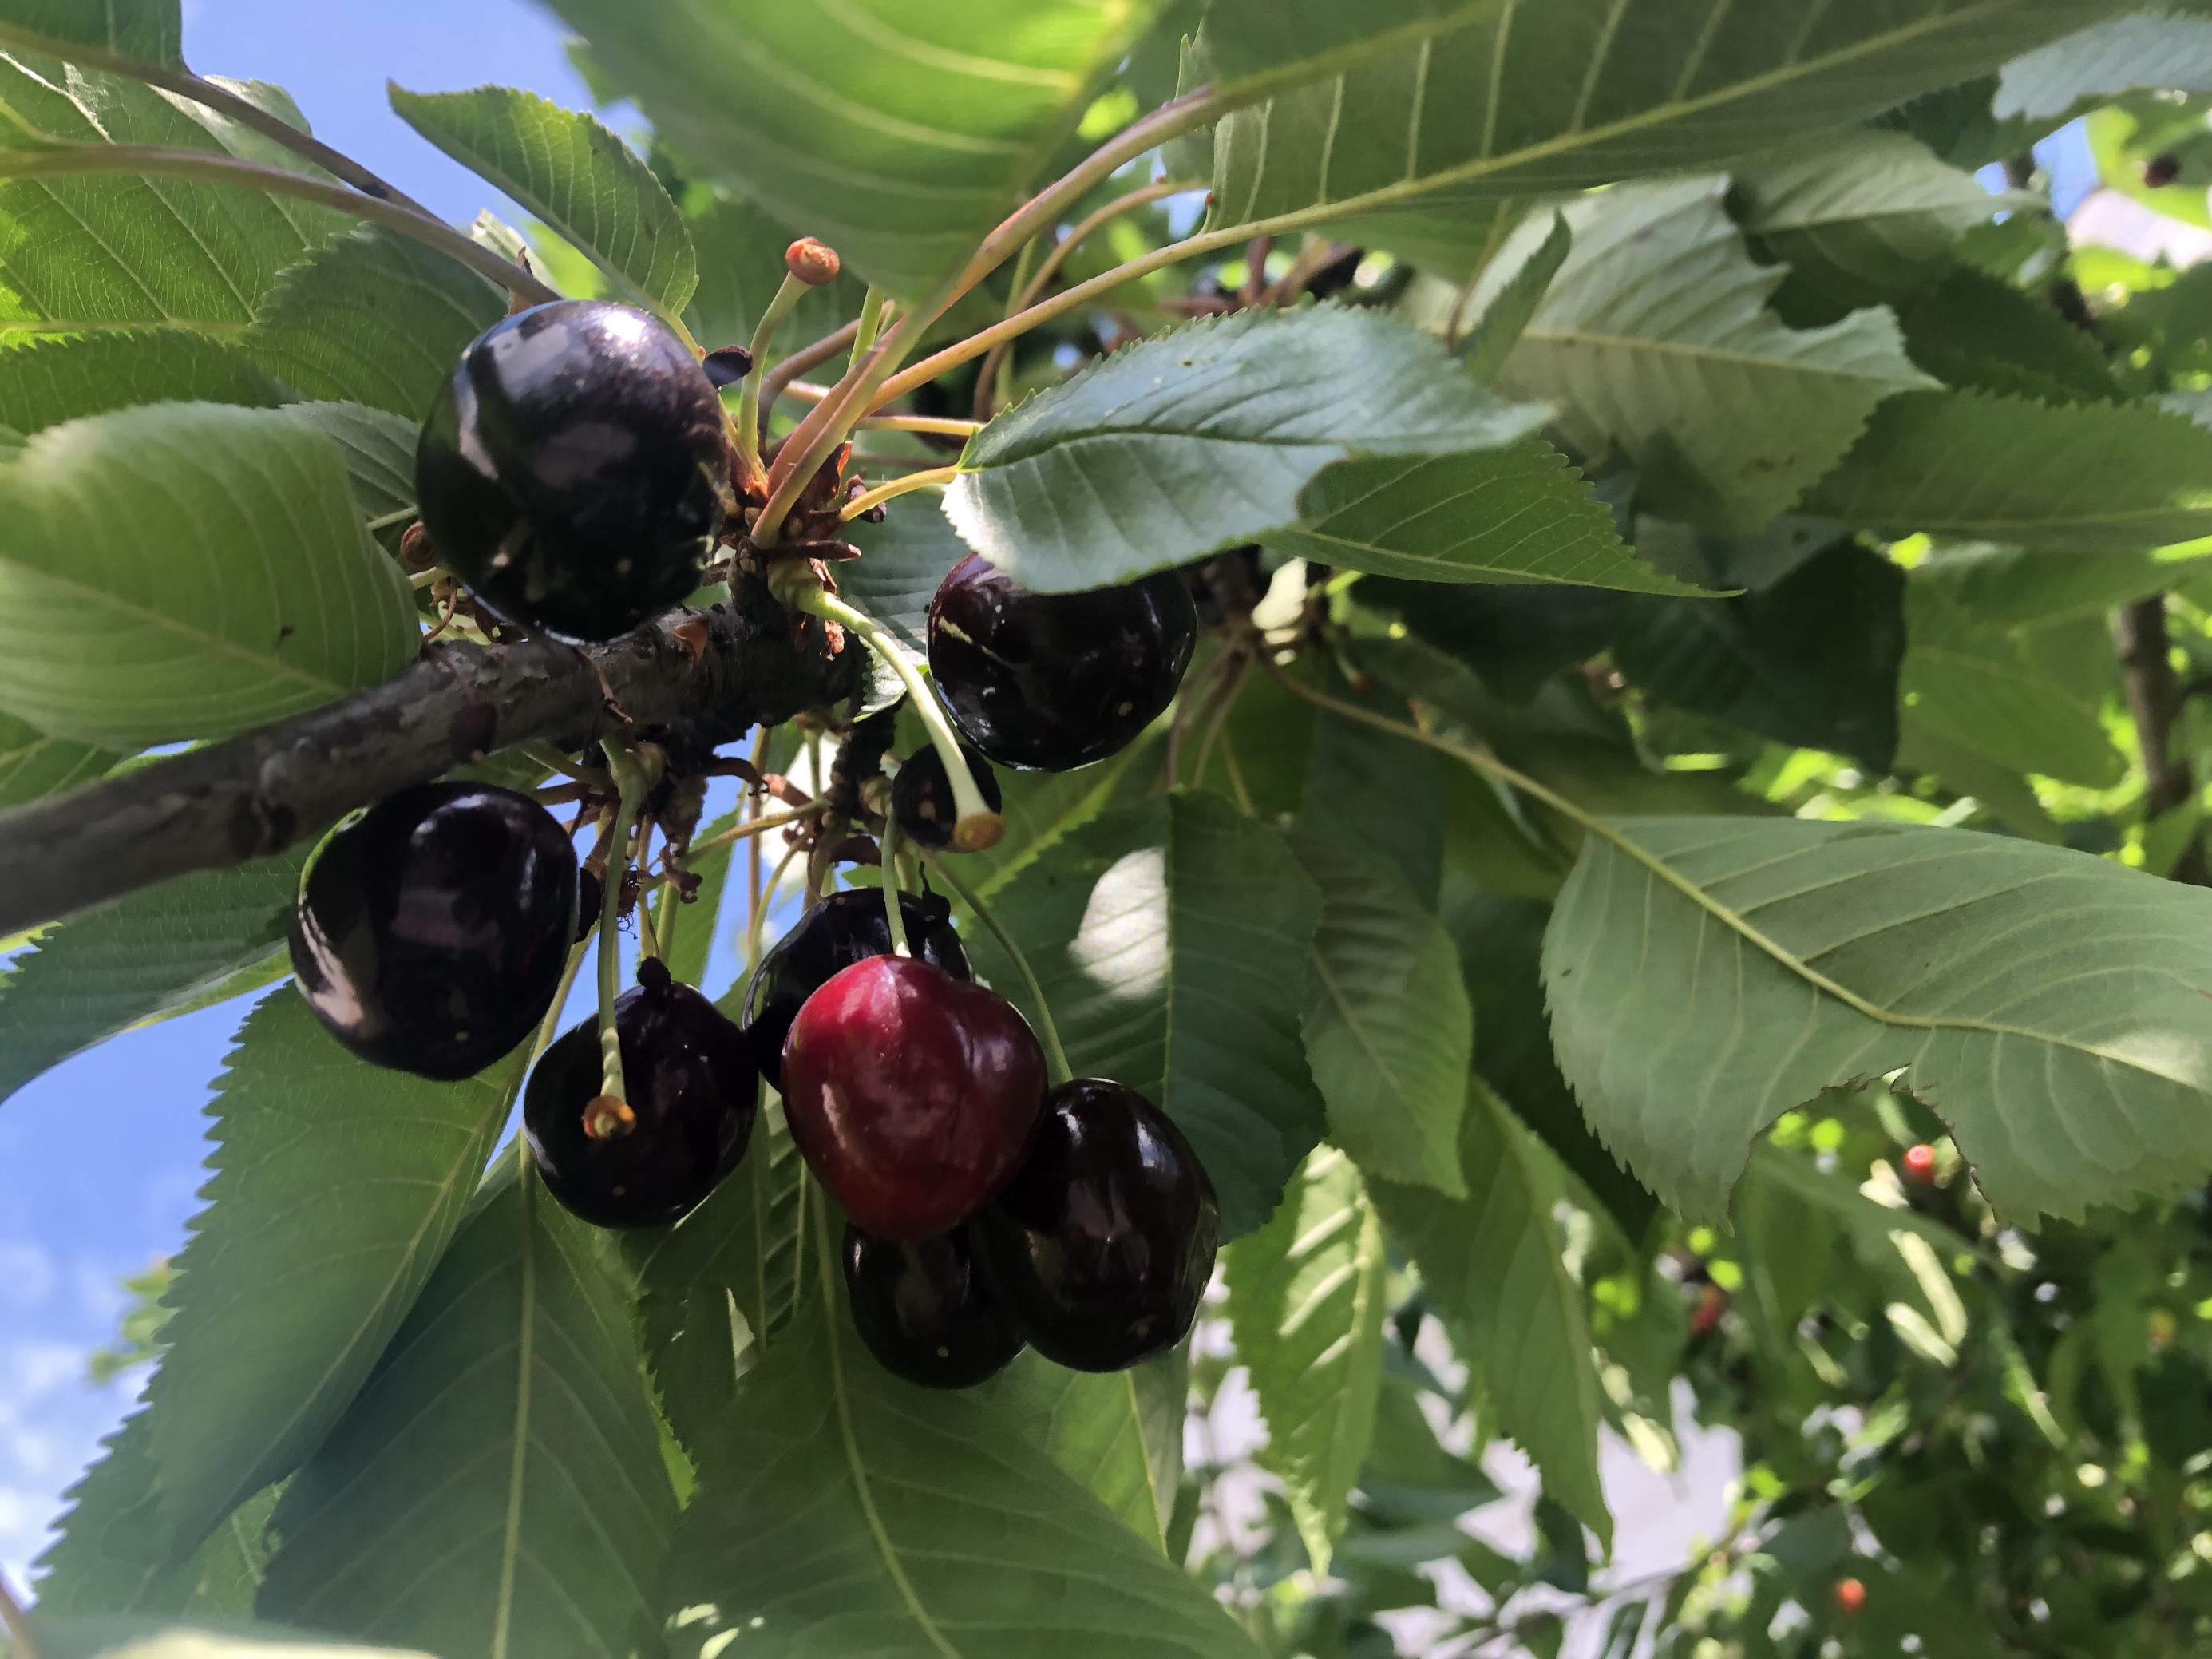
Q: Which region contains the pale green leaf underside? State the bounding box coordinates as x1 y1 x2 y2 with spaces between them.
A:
660 1206 1262 1657
0 402 417 745
0 331 283 432
0 0 183 65
1225 1148 1387 1573
991 1347 1184 1548
1268 443 1700 594
1199 0 1503 94
1369 1079 1610 1545
947 307 1546 593
1478 176 1933 530
1732 129 2006 301
0 705 116 807
1541 817 2212 1226
1804 390 2212 551
0 53 340 337
1995 11 2212 123
960 792 1328 1239
246 228 505 420
0 850 299 1106
28 1620 434 1659
391 84 698 315
538 0 1169 299
258 1162 677 1658
145 990 526 1562
1294 833 1470 1195
1210 0 2115 236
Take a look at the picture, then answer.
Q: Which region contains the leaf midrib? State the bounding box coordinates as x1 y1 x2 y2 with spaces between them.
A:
811 1197 962 1657
1589 818 2205 1087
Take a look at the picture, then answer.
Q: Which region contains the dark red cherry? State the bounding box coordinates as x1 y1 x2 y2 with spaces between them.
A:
290 783 577 1080
573 864 603 943
741 888 971 1089
890 744 1003 851
973 1079 1219 1372
843 1222 1024 1388
415 299 726 643
925 554 1198 771
524 959 758 1229
781 956 1045 1240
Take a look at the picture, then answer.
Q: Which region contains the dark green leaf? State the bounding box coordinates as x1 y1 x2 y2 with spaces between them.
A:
0 332 283 431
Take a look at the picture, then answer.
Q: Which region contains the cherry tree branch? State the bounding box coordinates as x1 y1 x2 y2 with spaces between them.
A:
2115 595 2210 885
0 578 859 932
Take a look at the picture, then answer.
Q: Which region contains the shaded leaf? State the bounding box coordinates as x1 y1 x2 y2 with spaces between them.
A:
540 0 1170 298
0 707 117 808
658 1203 1261 1657
0 852 299 1104
1294 832 1470 1196
392 85 697 315
1901 585 2122 788
144 989 526 1560
1541 817 2212 1225
0 0 182 65
960 792 1328 1238
841 503 968 659
258 1161 678 1659
1225 1148 1388 1572
1369 1079 1610 1546
1476 176 1932 530
0 403 418 745
993 1347 1185 1547
1301 693 1444 904
1459 212 1569 382
281 402 417 538
247 227 505 419
948 307 1545 592
0 332 283 431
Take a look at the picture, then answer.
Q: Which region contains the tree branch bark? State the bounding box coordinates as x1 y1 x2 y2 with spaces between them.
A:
2115 594 2210 885
0 576 859 932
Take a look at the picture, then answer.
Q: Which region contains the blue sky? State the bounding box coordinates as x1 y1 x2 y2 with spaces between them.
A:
0 0 603 1588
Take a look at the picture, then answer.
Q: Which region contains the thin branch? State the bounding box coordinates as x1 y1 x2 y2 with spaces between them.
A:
2115 596 2210 885
757 319 861 426
0 145 558 303
0 577 859 933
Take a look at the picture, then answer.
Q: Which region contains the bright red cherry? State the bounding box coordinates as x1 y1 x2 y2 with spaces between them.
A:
1833 1578 1866 1617
289 782 577 1080
1901 1143 1938 1186
926 554 1198 771
524 959 758 1229
843 1223 1024 1389
973 1079 1218 1372
780 955 1045 1240
742 889 971 1089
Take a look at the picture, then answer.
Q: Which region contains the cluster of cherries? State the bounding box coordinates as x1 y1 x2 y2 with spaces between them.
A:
283 296 1216 1385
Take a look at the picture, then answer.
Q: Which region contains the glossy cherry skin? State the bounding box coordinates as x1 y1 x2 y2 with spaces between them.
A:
742 889 971 1089
781 956 1046 1240
290 783 577 1080
843 1223 1025 1389
415 299 726 643
973 1079 1219 1372
926 554 1198 771
890 743 1003 850
524 960 758 1229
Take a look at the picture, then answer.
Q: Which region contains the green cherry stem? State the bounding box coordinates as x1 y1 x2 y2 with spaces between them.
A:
734 268 813 485
524 742 611 788
923 850 1073 1087
0 1562 39 1659
593 740 654 1110
848 287 889 373
767 562 1005 850
839 465 959 521
879 810 912 958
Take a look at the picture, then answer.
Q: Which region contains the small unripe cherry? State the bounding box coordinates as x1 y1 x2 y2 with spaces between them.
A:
1833 1578 1866 1617
1688 1282 1726 1337
1901 1143 1938 1186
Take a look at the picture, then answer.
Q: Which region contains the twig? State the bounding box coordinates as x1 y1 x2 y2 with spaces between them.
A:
2115 596 2210 885
0 578 858 932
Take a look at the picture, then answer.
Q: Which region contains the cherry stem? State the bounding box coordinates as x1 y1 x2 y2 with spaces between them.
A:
524 742 611 788
0 1563 38 1659
734 271 812 485
595 739 655 1104
758 319 860 421
686 799 829 858
782 383 979 438
971 176 1199 418
0 145 557 305
767 564 1004 850
924 851 1073 1086
878 812 912 958
848 287 889 374
839 466 960 521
